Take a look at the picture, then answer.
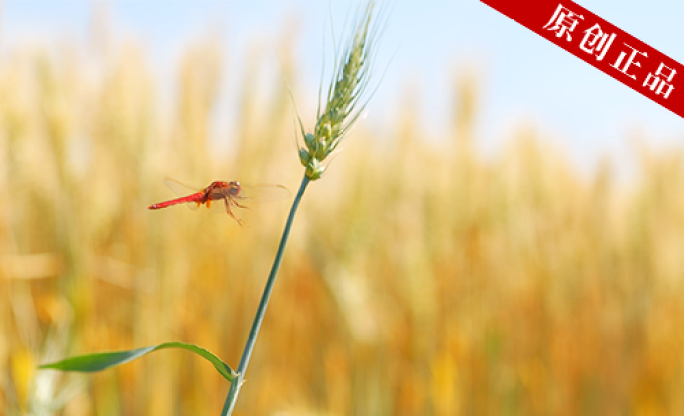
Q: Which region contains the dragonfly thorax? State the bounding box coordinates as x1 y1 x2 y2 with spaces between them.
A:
207 181 241 197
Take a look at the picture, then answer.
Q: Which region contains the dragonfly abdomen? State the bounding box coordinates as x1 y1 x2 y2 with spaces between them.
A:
148 192 206 210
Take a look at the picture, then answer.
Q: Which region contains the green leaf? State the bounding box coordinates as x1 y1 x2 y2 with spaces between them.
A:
38 341 236 382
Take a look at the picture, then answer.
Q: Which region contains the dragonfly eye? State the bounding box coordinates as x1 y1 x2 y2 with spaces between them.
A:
230 181 241 195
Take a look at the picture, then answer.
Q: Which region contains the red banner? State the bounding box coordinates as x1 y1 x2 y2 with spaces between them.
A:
480 0 683 119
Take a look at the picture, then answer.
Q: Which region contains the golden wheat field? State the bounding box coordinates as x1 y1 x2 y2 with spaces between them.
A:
2 5 684 416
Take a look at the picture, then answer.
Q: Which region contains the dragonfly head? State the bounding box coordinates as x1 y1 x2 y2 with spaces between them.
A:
228 181 241 196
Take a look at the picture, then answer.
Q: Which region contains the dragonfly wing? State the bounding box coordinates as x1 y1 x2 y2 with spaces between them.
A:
163 178 203 210
164 178 202 196
185 201 201 211
204 197 248 225
205 196 251 214
234 184 291 204
206 197 231 214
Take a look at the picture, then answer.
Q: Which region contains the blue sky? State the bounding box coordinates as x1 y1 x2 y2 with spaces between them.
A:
1 1 683 175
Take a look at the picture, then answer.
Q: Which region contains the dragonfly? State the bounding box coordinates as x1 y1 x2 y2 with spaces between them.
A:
148 178 290 225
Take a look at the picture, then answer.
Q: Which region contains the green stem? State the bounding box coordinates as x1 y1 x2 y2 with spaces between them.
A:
221 174 310 415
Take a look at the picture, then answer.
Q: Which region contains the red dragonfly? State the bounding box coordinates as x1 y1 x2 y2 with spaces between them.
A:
148 178 290 225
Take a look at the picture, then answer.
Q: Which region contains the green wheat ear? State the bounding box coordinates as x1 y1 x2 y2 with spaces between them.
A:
222 3 387 414
297 1 384 180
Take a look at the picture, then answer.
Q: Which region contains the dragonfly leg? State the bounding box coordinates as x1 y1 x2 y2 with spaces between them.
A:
228 210 245 226
232 200 251 211
224 198 245 226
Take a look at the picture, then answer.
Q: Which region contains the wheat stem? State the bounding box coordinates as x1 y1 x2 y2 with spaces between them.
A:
221 174 310 415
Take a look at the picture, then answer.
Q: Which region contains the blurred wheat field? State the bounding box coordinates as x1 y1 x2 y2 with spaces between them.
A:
1 20 684 416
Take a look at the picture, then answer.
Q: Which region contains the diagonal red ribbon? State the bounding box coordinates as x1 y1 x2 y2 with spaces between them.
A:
480 0 683 119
